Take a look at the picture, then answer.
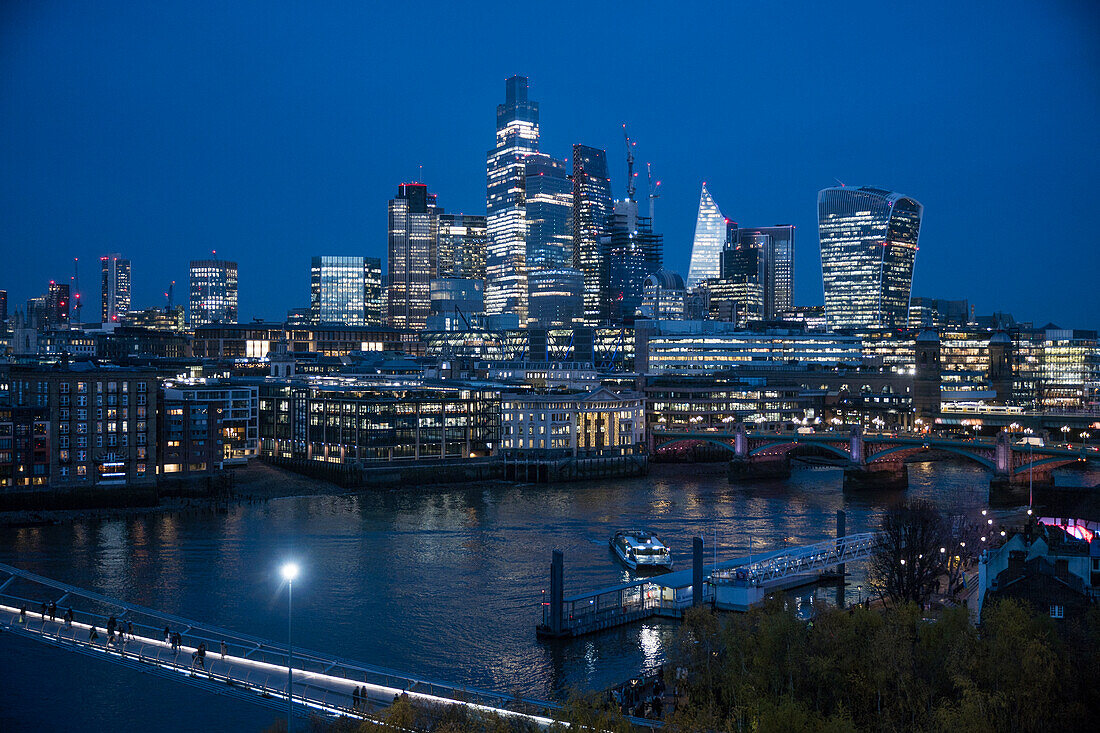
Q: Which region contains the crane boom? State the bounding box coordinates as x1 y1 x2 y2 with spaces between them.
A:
623 124 636 201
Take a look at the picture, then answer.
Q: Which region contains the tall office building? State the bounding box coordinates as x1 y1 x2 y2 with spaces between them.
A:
528 268 584 328
310 256 368 324
729 224 795 320
713 231 765 324
100 254 131 324
437 214 487 280
387 183 437 330
572 144 613 324
46 281 70 328
189 258 239 326
364 256 383 326
686 184 725 289
603 199 663 325
525 154 573 270
0 290 7 331
486 76 540 323
818 186 922 331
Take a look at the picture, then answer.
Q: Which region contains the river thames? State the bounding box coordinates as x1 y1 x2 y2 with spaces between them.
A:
2 460 1096 731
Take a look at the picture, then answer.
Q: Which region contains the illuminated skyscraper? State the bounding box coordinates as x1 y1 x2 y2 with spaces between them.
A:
603 199 663 325
525 154 573 271
100 254 131 323
734 225 795 319
486 76 540 323
189 258 238 326
46 281 70 328
572 144 613 324
364 256 383 326
686 184 725 289
818 186 922 331
437 214 487 280
310 256 368 324
387 183 437 330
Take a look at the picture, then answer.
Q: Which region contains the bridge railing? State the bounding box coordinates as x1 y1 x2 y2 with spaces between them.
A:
710 533 879 586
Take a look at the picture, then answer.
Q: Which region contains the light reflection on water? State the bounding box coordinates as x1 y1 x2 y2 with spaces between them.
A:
0 460 1097 730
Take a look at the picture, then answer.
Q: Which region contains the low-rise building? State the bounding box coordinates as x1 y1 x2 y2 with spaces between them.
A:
158 380 258 477
500 387 645 455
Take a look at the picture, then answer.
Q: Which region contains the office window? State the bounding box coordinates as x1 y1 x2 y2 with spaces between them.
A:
1050 605 1064 619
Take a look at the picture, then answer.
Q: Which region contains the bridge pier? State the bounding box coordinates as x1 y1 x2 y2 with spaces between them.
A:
728 456 791 482
843 461 908 490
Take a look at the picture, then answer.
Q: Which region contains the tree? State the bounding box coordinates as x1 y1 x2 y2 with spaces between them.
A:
870 500 949 606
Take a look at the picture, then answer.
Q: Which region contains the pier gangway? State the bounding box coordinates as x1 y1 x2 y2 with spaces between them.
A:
0 562 659 730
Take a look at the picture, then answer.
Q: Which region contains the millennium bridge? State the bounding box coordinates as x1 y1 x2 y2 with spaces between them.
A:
651 426 1098 491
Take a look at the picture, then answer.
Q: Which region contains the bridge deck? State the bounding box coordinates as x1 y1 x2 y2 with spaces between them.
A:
0 563 659 730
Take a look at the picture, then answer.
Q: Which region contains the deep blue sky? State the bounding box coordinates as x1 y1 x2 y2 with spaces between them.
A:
2 1 1098 327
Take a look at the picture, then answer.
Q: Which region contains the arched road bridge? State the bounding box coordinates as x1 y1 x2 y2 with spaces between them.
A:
651 426 1098 491
0 563 658 730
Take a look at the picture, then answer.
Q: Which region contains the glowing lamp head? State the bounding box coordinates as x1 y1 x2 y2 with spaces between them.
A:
281 562 300 582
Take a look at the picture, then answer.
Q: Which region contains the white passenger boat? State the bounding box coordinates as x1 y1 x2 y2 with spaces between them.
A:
609 530 674 572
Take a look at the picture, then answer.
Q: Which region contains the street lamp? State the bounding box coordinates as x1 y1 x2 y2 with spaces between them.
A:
856 584 862 605
281 562 300 731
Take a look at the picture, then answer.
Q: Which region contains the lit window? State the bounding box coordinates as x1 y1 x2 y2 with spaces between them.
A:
1049 605 1064 619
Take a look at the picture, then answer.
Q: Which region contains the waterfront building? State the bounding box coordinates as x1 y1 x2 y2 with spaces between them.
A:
818 186 923 331
258 379 500 462
645 374 810 432
158 380 258 477
527 268 584 328
46 281 70 329
525 155 573 271
499 387 645 455
189 258 238 326
387 183 437 330
437 214 487 280
100 254 131 324
572 144 613 324
486 76 540 323
0 363 158 490
686 184 725 289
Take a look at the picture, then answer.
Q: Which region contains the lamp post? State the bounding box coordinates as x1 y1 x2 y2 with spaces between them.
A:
281 562 300 731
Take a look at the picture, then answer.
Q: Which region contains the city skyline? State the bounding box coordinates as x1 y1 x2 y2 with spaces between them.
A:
1 1 1098 328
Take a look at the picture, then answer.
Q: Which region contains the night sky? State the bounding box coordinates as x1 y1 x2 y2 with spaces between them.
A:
2 1 1098 327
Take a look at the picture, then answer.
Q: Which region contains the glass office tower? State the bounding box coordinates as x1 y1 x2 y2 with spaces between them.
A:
438 214 487 280
736 225 794 319
818 186 922 331
310 256 368 324
486 76 540 323
572 144 613 324
524 154 573 271
189 258 238 326
100 254 131 324
364 256 383 326
686 184 725 288
387 183 437 330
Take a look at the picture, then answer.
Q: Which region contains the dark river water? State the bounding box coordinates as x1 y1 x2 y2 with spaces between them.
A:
2 460 1096 732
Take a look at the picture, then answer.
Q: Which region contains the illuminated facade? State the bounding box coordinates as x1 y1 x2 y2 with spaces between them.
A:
159 380 258 477
387 183 437 330
46 281 70 328
686 184 725 289
640 270 686 320
310 256 368 325
189 258 238 326
714 229 765 325
437 214 487 280
572 144 613 324
736 225 794 319
525 155 573 270
364 256 383 326
818 186 922 331
100 254 131 324
486 76 540 323
603 199 662 325
528 268 584 328
500 387 645 455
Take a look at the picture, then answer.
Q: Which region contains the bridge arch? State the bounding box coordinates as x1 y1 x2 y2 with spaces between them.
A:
653 437 738 455
866 444 996 471
1013 456 1084 475
748 441 852 461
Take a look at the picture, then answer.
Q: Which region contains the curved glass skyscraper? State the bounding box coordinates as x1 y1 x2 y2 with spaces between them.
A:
686 183 724 289
818 186 922 331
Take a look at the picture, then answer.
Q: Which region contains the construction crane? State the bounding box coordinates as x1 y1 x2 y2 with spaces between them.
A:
646 162 662 224
70 257 82 326
622 124 637 201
